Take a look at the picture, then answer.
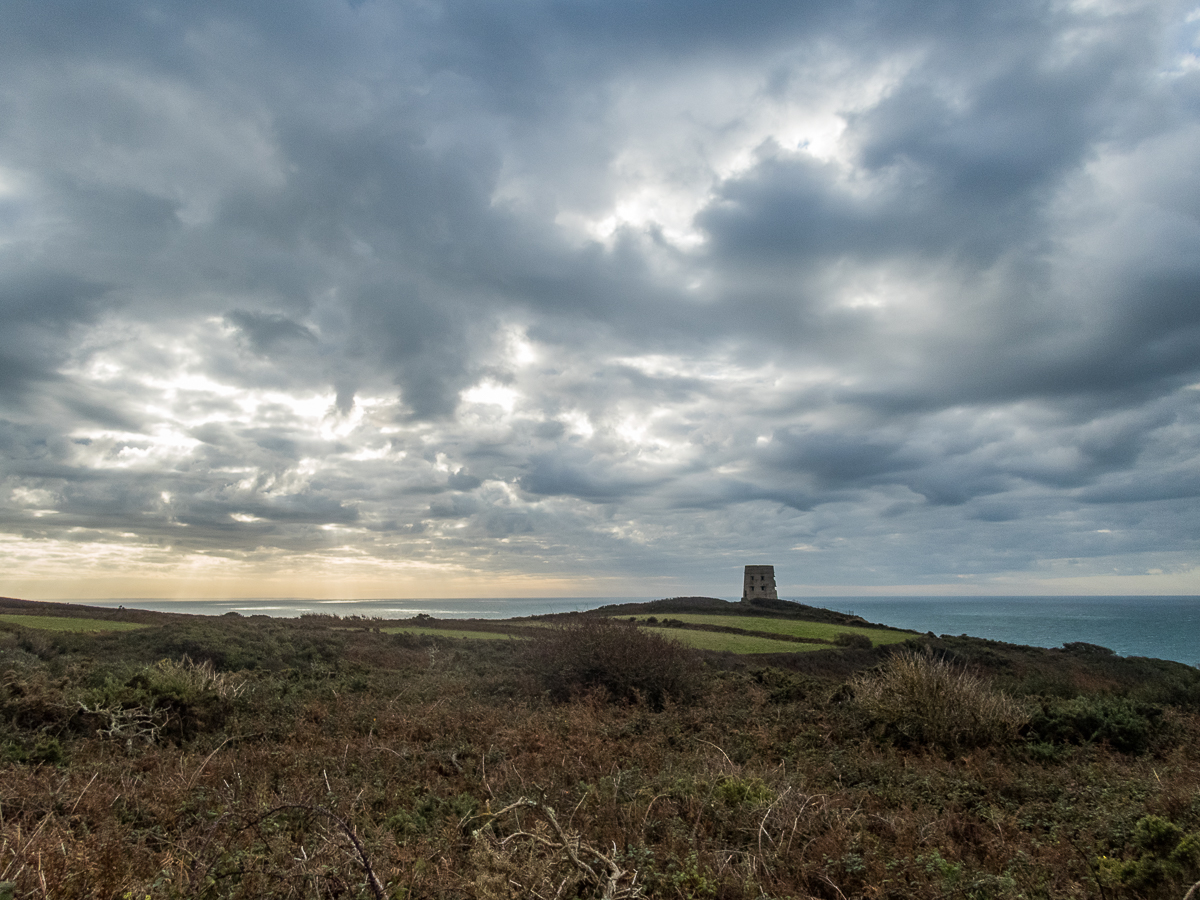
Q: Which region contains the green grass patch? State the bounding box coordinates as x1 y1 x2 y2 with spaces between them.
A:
380 625 519 641
0 614 147 633
640 613 909 647
640 627 827 654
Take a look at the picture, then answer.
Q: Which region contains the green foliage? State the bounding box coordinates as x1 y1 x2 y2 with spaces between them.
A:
852 650 1029 750
0 614 146 633
662 850 717 899
523 617 705 707
751 667 813 704
2 734 64 765
713 775 773 807
1027 695 1162 754
80 657 245 744
387 792 479 841
1097 815 1200 893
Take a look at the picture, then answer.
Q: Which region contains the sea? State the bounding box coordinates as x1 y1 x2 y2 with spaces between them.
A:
65 595 1200 667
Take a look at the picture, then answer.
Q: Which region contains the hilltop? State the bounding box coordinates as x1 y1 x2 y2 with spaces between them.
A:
580 594 880 626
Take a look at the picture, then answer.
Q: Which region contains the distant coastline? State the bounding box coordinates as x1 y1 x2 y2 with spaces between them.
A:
59 594 1200 666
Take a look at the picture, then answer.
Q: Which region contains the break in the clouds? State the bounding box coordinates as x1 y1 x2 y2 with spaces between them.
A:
2 0 1200 599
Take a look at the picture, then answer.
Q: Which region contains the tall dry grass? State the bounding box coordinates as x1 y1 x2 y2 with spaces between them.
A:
852 650 1029 750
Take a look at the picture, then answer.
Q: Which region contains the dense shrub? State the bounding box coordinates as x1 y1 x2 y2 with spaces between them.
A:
523 617 704 707
852 650 1029 750
833 632 873 650
1098 815 1200 894
1026 695 1163 754
80 657 246 744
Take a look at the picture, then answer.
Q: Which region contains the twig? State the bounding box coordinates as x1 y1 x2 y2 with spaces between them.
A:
68 773 99 816
1064 833 1110 900
533 803 599 885
470 797 639 900
640 793 666 832
0 811 54 881
758 786 791 854
696 738 734 770
186 737 234 792
257 804 387 900
820 872 849 900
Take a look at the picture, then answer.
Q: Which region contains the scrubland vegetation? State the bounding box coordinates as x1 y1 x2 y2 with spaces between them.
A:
1 597 1199 899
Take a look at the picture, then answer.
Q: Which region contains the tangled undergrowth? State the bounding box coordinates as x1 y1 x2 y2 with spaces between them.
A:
1 612 1199 899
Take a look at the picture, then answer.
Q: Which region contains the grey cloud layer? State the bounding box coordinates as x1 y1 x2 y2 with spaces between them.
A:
2 0 1199 590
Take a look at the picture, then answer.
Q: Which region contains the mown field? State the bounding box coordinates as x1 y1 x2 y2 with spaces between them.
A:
1 597 1199 900
0 614 147 633
635 613 909 647
379 621 838 654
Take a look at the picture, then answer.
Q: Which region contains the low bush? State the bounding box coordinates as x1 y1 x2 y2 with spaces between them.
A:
852 650 1029 750
834 632 873 650
522 617 704 708
79 656 247 745
1026 695 1163 754
1097 815 1200 894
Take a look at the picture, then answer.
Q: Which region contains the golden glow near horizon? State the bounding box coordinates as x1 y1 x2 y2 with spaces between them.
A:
3 523 1197 602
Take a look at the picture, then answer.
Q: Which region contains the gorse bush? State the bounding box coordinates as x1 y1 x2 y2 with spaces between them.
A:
1027 694 1163 754
523 617 704 707
1097 815 1200 894
81 656 247 745
852 650 1029 750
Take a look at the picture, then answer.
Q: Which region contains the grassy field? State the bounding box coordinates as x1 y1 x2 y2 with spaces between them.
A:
640 626 828 653
380 621 860 653
634 613 910 646
0 613 147 633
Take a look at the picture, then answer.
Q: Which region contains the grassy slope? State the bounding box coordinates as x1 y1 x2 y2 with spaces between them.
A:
635 613 909 647
0 614 147 632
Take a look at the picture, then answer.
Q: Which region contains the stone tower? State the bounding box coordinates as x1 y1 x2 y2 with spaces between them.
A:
742 565 778 602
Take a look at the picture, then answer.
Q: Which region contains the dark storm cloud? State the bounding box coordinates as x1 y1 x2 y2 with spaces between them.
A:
0 271 109 391
2 0 1199 591
225 311 317 353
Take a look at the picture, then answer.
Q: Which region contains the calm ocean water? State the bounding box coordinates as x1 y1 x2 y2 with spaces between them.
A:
68 595 1199 667
823 596 1200 668
72 597 648 620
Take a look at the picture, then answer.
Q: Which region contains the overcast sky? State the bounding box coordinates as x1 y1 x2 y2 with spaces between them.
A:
3 0 1200 601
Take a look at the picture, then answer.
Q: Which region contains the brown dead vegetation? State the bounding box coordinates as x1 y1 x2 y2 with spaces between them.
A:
0 607 1198 899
